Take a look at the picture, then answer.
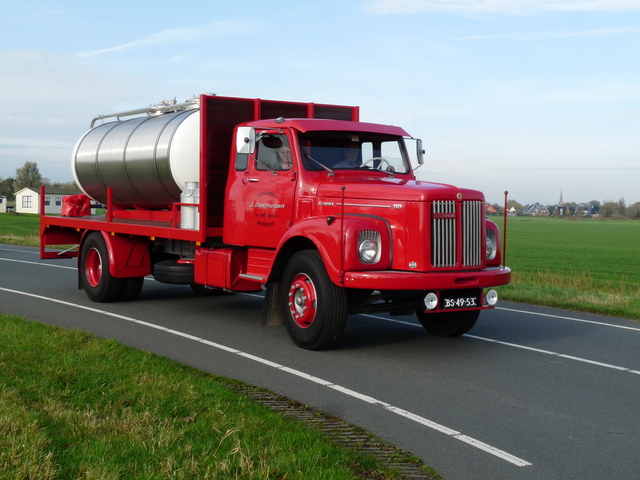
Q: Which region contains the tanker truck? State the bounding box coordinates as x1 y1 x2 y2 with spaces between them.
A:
40 94 511 350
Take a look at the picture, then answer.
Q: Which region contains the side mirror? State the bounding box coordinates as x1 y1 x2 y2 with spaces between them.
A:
416 139 424 165
236 126 256 154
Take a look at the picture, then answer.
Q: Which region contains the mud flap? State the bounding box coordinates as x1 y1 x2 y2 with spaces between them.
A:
262 282 285 327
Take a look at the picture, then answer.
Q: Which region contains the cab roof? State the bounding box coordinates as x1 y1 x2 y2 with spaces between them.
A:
246 118 410 137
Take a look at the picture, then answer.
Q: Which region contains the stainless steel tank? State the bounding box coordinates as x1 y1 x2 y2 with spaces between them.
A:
72 108 200 206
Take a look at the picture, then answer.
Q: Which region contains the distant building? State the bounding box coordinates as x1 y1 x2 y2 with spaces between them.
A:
522 204 550 216
0 195 6 213
15 187 82 215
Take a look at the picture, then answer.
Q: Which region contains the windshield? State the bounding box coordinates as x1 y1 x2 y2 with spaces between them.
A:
297 131 410 174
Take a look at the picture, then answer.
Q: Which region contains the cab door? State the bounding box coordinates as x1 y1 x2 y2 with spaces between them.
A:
226 133 296 248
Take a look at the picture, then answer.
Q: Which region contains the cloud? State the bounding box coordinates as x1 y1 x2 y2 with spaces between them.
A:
364 0 640 15
77 19 264 57
454 26 640 40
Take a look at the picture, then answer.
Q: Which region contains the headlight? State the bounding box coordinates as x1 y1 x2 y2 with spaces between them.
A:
485 229 497 261
358 231 381 264
424 292 438 310
485 289 498 306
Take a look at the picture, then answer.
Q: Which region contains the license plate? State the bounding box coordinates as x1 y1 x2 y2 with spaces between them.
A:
443 296 479 309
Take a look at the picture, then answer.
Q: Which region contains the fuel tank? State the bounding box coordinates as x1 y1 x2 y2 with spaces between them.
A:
71 109 200 206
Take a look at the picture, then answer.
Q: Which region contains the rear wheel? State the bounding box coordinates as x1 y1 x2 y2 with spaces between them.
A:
415 310 480 337
119 277 144 301
281 250 347 350
81 233 124 303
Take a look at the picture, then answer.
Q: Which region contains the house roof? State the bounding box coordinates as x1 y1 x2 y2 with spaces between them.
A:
15 186 81 196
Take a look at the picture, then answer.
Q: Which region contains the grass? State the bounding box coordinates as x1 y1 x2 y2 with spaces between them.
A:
0 314 404 480
0 212 40 246
498 216 640 319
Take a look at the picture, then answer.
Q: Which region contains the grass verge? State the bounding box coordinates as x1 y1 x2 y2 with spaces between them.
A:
0 213 40 247
1 314 430 479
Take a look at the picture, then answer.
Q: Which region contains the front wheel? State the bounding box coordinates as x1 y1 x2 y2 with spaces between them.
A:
281 250 347 350
415 309 480 337
81 232 124 302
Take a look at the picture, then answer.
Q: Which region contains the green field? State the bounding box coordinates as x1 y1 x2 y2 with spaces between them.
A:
499 216 640 319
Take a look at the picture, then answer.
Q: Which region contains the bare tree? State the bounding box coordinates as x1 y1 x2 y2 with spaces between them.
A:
627 202 640 219
600 201 618 218
617 198 626 217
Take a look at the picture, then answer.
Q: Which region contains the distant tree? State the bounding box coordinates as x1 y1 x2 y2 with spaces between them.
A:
627 202 640 219
45 180 78 191
617 198 626 217
600 201 618 218
589 199 601 208
507 200 523 212
0 176 15 200
14 161 43 191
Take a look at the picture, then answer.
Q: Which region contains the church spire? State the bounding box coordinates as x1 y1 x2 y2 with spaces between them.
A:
559 190 563 205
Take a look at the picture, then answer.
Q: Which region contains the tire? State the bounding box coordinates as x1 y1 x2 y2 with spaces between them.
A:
153 260 194 284
415 309 480 337
119 277 144 301
80 232 124 303
281 250 347 350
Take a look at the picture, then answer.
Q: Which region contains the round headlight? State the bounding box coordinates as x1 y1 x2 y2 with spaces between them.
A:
485 289 498 306
359 239 379 263
485 230 497 260
424 292 438 310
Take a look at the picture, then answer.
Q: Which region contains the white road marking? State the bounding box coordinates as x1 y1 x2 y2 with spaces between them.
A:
0 257 76 270
465 335 640 375
496 306 640 332
0 286 531 467
0 247 40 254
360 314 640 376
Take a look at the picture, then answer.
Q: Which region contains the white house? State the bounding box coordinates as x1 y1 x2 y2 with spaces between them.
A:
0 195 7 213
15 187 80 215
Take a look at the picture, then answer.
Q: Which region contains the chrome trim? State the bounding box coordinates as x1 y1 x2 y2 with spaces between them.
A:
358 230 382 264
339 203 391 208
463 200 483 267
239 273 266 281
432 200 456 267
431 200 483 268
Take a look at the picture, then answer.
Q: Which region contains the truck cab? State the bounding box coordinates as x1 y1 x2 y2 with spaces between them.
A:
219 117 509 349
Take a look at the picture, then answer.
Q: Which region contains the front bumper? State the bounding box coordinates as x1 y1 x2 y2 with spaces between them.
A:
342 266 511 290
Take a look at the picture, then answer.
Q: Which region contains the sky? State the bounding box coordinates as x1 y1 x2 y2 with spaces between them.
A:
1 0 638 206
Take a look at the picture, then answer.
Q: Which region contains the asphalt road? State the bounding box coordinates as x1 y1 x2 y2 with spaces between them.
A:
2 244 639 480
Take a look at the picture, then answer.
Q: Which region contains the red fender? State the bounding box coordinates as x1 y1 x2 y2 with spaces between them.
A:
79 231 151 278
276 216 391 285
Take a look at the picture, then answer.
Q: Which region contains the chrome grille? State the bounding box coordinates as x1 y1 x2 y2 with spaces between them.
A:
432 201 457 267
432 200 483 268
463 200 483 267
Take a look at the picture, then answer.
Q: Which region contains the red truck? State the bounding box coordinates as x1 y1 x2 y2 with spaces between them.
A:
40 94 511 349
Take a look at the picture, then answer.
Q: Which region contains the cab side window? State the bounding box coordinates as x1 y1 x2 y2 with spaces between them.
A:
255 135 292 171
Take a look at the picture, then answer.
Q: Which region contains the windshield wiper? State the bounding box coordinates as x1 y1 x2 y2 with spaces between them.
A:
302 150 335 176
